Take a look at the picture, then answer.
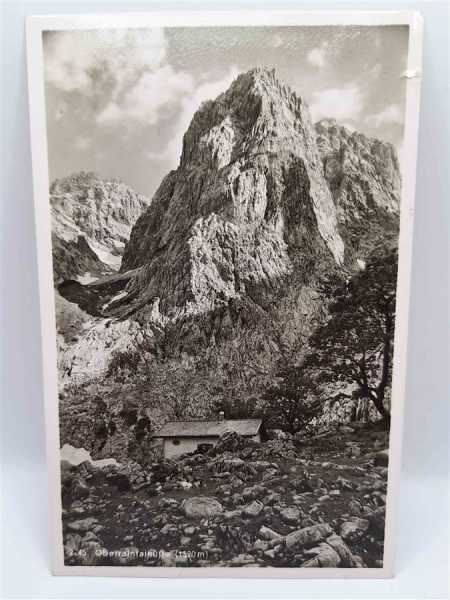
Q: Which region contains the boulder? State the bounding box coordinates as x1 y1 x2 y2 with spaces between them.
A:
251 460 273 471
181 497 224 519
242 484 266 501
82 531 98 542
374 449 389 467
160 524 179 535
67 517 99 533
158 497 179 510
259 526 283 542
346 442 362 457
326 534 365 567
301 543 341 567
340 426 356 434
211 431 247 455
104 469 131 492
337 476 354 491
64 533 82 555
252 539 269 552
242 500 264 518
222 458 245 469
228 553 256 566
368 506 386 536
280 507 302 524
80 540 105 566
292 474 324 493
121 461 149 488
340 518 369 542
230 492 244 506
347 499 363 516
285 523 333 549
265 492 282 506
61 467 90 504
184 525 196 535
70 478 90 501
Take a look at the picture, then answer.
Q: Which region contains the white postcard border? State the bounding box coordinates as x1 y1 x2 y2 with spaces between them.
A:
26 9 423 579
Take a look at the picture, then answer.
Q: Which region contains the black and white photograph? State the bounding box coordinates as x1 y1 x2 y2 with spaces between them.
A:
26 11 423 577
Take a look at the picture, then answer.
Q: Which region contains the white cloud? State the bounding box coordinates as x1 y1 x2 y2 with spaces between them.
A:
74 136 92 150
45 28 241 150
309 85 363 122
367 104 403 128
148 66 240 167
118 66 194 125
96 102 122 125
45 29 200 130
45 29 167 95
307 43 328 68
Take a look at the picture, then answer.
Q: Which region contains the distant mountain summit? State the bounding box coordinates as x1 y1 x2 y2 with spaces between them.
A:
315 119 400 260
50 172 149 282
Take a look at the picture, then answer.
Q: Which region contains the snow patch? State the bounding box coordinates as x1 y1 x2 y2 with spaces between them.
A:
102 290 129 311
61 443 120 468
77 272 98 285
89 242 122 270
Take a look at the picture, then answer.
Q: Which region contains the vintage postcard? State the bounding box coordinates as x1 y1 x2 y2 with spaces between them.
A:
27 10 422 577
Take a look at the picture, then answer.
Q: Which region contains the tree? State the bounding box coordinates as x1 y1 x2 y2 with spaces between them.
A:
304 246 398 428
262 367 321 434
215 395 259 420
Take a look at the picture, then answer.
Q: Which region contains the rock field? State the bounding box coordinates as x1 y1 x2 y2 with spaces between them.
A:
62 427 389 568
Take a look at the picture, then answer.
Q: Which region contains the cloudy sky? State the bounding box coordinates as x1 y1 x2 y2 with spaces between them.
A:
43 25 409 199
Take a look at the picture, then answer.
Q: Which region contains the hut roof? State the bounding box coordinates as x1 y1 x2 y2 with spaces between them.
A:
157 419 262 438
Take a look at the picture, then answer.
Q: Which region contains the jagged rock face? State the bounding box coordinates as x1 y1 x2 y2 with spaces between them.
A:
315 120 400 263
51 172 149 282
52 234 106 283
121 68 344 321
56 68 401 433
58 319 153 384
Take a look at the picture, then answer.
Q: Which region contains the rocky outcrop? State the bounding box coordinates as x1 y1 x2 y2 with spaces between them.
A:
58 318 155 383
181 497 224 518
120 68 344 324
52 234 106 284
51 172 149 282
315 119 400 264
61 425 388 568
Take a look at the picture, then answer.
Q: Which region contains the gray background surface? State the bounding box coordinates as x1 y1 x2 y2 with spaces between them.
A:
1 0 448 598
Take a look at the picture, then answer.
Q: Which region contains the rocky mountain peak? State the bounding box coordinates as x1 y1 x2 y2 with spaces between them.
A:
315 119 401 212
181 67 317 171
51 172 149 282
314 120 401 261
119 69 347 325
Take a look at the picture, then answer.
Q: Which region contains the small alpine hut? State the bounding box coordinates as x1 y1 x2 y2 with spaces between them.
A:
157 412 263 459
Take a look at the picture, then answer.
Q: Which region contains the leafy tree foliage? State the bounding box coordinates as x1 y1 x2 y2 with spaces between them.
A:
216 395 260 420
305 246 398 427
261 367 321 434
